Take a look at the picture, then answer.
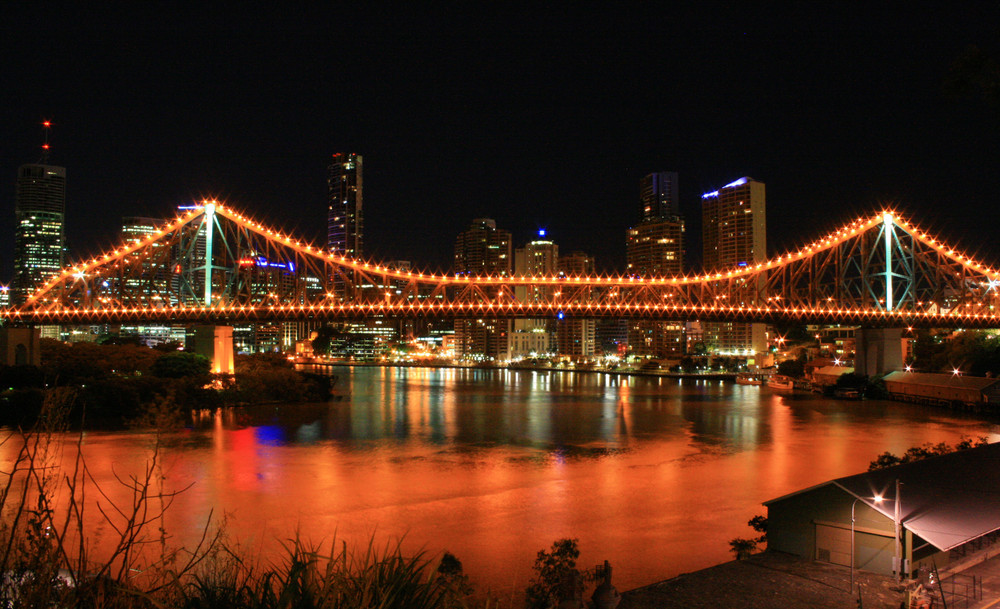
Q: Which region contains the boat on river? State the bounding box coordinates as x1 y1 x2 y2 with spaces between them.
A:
766 375 795 390
735 373 765 386
832 387 863 399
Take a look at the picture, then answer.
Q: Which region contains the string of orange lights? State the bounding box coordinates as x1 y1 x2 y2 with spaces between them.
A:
7 202 1000 328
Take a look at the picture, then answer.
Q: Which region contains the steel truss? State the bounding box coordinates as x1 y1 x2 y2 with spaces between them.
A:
7 205 1000 328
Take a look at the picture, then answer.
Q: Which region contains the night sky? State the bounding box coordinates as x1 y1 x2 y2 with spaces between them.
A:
3 5 999 278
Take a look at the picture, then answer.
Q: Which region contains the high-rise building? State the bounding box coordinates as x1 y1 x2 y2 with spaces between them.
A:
627 172 686 358
626 219 685 277
639 171 679 221
13 163 66 304
121 216 171 299
453 218 511 361
509 231 558 360
556 251 596 358
701 177 767 356
327 153 362 258
701 177 766 271
454 218 511 276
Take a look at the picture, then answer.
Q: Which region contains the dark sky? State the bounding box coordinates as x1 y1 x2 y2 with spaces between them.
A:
2 5 999 277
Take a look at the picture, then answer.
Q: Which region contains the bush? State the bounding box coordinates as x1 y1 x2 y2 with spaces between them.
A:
728 538 758 560
525 538 593 609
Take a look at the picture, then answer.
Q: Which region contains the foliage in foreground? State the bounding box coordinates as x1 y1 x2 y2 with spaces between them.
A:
180 539 476 609
868 436 990 471
728 515 768 560
524 538 596 609
0 393 483 609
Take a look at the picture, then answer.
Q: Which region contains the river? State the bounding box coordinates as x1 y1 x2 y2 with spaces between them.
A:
2 365 997 600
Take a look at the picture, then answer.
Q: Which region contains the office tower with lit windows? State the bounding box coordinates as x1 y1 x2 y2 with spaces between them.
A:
639 171 679 221
627 172 686 358
509 230 558 360
453 218 511 360
122 216 170 299
327 153 363 258
701 177 767 356
116 216 186 346
13 163 66 305
556 251 597 358
454 218 511 276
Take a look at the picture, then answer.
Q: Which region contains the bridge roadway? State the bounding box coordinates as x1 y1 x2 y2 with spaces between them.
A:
4 300 1000 328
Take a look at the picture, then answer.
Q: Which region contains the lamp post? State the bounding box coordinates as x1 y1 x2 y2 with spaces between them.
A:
851 494 883 592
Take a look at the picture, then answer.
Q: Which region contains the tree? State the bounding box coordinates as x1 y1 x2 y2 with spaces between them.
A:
525 538 592 609
748 514 768 544
729 514 767 560
776 359 804 378
869 437 990 471
728 538 757 560
311 325 341 356
150 352 211 379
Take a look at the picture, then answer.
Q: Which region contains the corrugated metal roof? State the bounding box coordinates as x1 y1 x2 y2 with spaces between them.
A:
883 371 999 391
813 366 853 377
766 442 1000 551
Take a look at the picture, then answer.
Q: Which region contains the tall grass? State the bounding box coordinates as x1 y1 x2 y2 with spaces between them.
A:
0 390 493 608
181 537 475 609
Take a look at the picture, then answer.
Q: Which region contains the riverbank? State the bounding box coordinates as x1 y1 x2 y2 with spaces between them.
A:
295 358 736 382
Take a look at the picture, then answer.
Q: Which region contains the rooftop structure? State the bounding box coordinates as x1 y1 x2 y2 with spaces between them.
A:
766 442 1000 577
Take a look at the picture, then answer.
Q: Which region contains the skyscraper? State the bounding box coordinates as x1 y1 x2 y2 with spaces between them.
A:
453 218 511 360
327 153 363 258
509 231 558 359
13 163 66 304
453 218 511 276
701 177 767 355
121 216 171 301
701 177 766 272
557 251 597 358
639 171 679 221
627 172 686 358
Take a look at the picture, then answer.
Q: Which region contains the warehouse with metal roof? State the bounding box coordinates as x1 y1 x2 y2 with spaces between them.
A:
882 371 1000 408
764 442 1000 577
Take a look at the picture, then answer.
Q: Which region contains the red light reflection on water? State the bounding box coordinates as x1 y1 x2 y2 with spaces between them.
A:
1 368 996 601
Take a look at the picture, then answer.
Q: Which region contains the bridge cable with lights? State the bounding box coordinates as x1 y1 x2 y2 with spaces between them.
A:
6 204 1000 328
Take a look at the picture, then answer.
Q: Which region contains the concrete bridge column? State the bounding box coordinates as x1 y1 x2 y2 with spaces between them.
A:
854 328 903 377
0 327 41 366
191 325 235 374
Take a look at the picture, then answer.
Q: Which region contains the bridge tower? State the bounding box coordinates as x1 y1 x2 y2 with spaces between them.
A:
853 213 908 375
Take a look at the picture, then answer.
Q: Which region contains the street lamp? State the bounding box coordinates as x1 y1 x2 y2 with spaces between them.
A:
851 494 884 592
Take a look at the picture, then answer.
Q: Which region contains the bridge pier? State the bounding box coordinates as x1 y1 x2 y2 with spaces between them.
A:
0 327 41 367
190 326 235 375
854 328 903 377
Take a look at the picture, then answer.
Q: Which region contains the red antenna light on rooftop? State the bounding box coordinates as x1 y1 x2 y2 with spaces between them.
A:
39 119 53 163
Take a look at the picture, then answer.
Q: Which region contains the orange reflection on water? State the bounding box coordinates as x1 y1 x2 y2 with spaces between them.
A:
2 366 998 602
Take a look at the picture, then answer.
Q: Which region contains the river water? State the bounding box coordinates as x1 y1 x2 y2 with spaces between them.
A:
3 365 998 599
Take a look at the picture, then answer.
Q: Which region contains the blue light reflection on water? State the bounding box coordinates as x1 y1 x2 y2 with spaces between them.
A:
54 364 998 599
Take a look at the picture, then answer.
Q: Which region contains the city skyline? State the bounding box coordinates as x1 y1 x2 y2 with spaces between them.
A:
3 6 1000 277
